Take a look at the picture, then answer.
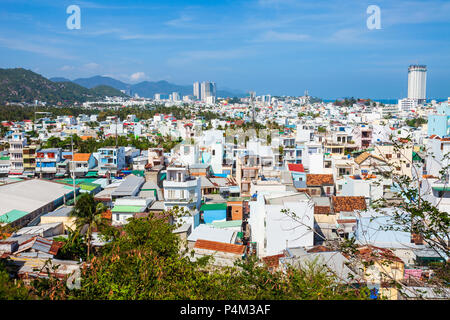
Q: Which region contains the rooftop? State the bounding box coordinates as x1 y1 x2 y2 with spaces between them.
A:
194 239 245 255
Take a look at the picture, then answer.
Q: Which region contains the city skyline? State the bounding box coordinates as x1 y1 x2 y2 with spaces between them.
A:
0 0 449 99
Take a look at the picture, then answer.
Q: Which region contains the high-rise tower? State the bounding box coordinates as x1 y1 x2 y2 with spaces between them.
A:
193 82 200 100
408 65 427 104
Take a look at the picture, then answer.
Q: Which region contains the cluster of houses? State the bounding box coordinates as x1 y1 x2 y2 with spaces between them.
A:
1 97 450 299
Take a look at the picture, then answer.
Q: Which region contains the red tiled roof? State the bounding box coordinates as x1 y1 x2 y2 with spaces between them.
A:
194 239 245 255
262 254 285 268
356 245 403 263
288 163 305 172
337 219 357 224
307 245 332 253
49 241 64 256
306 174 334 186
314 206 331 215
332 196 367 213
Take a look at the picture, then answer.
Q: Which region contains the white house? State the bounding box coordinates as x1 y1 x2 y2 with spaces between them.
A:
248 191 314 257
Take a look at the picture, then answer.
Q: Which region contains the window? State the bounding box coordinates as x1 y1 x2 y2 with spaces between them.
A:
168 190 176 199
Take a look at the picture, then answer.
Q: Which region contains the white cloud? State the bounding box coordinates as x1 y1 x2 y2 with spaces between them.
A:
119 33 198 40
167 48 253 66
83 62 100 70
0 36 75 60
165 14 194 27
130 72 147 82
255 30 310 42
60 65 74 71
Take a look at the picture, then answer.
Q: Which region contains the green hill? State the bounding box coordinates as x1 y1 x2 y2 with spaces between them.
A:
90 85 128 97
0 68 128 105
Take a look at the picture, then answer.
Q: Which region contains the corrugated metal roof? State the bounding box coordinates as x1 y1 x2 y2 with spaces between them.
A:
111 174 145 197
111 205 146 213
44 206 73 217
15 236 62 256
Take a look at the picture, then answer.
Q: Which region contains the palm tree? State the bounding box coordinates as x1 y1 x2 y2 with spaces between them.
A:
70 193 108 259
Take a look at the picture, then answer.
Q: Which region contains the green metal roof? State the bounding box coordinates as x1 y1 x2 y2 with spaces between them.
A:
208 220 242 228
0 209 29 223
200 203 227 211
79 183 100 191
131 170 145 177
111 205 145 213
412 151 423 162
0 156 10 160
57 178 98 186
431 186 450 191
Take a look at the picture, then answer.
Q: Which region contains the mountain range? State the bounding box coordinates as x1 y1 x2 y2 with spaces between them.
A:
0 68 128 105
50 75 246 98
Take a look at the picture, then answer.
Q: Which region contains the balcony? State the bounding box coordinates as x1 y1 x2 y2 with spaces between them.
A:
164 197 195 204
163 178 198 188
36 167 57 173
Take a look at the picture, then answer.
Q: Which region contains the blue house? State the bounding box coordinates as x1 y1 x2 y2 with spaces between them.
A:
200 203 227 224
428 102 450 137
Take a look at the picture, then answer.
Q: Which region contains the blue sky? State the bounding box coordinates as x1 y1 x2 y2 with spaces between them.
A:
0 0 449 99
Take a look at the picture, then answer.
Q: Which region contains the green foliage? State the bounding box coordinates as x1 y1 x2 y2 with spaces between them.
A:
89 85 127 98
70 193 108 259
28 215 369 300
227 97 241 104
0 261 31 300
54 229 87 261
405 117 427 128
0 68 124 105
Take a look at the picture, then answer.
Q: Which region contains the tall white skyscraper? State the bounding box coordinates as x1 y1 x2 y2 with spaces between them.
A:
171 92 180 101
200 81 216 102
408 65 427 104
193 82 200 100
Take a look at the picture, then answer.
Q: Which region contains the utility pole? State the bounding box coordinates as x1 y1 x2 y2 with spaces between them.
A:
115 115 118 148
71 134 76 205
250 91 256 124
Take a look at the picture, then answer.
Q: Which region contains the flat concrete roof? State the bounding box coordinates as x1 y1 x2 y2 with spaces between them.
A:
0 179 74 216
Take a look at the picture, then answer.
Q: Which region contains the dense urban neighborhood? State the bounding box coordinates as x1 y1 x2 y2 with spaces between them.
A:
0 64 448 301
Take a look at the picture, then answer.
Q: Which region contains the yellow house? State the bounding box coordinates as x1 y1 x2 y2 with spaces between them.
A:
39 206 76 231
372 141 413 178
356 245 405 300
